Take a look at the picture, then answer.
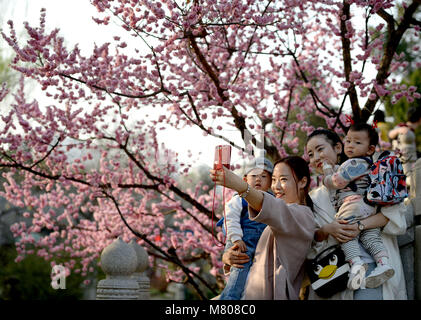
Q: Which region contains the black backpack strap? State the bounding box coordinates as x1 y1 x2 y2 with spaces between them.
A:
361 156 373 166
347 181 357 192
377 150 391 159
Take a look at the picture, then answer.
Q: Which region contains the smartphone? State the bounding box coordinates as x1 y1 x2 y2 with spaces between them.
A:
214 145 231 170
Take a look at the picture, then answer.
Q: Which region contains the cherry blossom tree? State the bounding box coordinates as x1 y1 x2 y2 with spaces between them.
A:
0 0 419 298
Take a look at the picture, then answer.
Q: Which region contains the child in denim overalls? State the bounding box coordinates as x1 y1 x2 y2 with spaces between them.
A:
217 157 273 300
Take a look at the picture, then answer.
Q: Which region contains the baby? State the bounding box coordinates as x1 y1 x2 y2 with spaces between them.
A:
322 123 394 290
217 157 273 300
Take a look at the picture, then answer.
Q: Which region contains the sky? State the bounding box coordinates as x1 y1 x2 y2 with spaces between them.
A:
0 0 242 170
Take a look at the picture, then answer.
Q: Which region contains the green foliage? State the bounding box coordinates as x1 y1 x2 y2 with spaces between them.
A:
0 244 85 300
384 69 421 124
0 48 17 88
384 68 421 152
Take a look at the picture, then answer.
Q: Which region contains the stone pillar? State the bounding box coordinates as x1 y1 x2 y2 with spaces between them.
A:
96 237 139 300
398 158 421 300
167 282 186 300
130 239 150 300
413 159 421 300
396 129 417 189
416 225 421 300
412 159 421 216
398 200 415 300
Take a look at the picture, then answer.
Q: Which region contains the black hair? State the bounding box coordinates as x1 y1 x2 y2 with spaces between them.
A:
373 110 385 123
347 122 379 147
273 156 314 211
306 129 348 164
408 107 421 124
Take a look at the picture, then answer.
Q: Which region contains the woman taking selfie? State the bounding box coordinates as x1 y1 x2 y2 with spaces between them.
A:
210 156 315 300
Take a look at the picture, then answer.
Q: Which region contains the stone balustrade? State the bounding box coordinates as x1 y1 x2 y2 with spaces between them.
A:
411 159 421 300
398 157 421 300
96 237 150 300
130 239 150 300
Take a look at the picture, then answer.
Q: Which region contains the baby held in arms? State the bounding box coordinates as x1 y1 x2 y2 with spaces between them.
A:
320 123 394 290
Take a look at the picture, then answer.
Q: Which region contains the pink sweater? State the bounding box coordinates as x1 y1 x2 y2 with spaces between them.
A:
242 193 315 300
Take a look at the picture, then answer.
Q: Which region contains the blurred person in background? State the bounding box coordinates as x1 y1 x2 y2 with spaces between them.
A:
388 107 421 188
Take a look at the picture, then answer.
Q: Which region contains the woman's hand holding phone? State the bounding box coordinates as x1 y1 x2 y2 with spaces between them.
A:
209 167 240 191
210 166 246 192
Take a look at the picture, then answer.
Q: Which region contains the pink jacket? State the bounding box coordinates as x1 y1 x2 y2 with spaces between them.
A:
243 192 315 300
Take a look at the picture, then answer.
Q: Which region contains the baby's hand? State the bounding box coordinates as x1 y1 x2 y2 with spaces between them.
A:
322 161 334 175
233 240 247 253
322 158 336 167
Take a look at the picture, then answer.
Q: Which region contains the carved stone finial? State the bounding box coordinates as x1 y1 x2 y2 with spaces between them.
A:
96 237 139 300
101 237 138 275
130 239 149 273
130 239 150 300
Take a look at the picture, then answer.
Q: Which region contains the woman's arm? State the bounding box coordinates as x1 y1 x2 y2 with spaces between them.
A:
388 126 409 140
210 166 264 212
319 213 389 243
360 212 389 229
314 219 360 243
379 203 407 235
248 192 315 240
316 212 395 243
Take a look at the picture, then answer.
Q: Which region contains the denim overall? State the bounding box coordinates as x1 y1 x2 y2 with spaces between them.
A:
217 197 267 300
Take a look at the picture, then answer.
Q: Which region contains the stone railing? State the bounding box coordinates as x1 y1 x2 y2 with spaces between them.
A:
413 159 421 300
398 158 421 300
96 237 150 300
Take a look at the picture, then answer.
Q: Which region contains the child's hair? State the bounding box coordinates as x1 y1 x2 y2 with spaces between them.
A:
274 156 313 211
306 129 348 164
346 122 379 147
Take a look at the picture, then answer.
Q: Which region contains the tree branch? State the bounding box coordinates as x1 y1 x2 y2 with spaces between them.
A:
164 93 246 153
1 154 161 190
280 86 294 145
187 31 259 154
154 187 222 243
287 47 337 118
30 136 62 169
231 0 274 84
118 142 214 219
60 73 168 99
361 0 420 121
104 190 218 299
340 1 361 121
